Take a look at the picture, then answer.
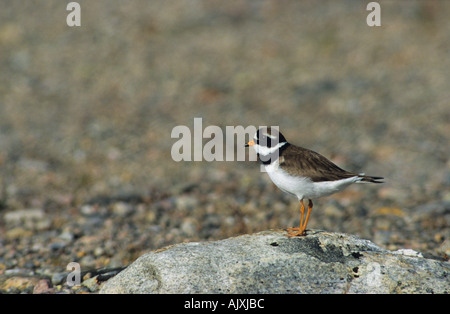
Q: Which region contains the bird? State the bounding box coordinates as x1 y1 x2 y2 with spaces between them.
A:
245 127 383 237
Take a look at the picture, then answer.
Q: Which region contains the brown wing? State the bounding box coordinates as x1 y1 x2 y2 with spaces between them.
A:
279 145 358 182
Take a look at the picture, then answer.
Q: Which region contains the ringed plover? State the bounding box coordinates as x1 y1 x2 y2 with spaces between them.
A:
245 127 383 237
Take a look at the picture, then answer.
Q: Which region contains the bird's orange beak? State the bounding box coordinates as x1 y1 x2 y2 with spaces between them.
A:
245 140 255 147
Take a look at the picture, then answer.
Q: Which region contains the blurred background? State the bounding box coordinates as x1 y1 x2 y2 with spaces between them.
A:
0 0 449 286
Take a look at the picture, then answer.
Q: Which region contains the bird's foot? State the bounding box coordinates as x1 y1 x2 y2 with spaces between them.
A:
285 227 306 237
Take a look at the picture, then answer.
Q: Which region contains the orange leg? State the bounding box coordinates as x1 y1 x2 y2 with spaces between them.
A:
286 199 313 237
301 199 313 234
299 200 305 230
286 199 305 236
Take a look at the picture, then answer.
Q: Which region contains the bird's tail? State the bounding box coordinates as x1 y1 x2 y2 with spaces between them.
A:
357 173 384 184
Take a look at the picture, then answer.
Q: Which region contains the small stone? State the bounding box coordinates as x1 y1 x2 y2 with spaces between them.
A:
181 218 198 237
49 242 67 251
58 231 74 242
82 276 100 292
51 272 68 286
111 202 132 216
81 205 96 215
175 195 198 211
94 247 105 257
33 278 53 294
438 239 450 257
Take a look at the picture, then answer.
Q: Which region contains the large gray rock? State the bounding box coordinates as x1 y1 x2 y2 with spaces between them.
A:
100 230 449 294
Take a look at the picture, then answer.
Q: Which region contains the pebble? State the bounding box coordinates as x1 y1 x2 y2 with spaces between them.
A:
181 218 198 237
49 242 67 251
51 272 68 286
80 205 97 216
82 276 100 292
33 278 53 294
111 202 133 216
438 239 450 257
58 231 74 242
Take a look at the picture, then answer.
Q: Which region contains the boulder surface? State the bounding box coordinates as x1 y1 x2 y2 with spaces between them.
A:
100 230 449 294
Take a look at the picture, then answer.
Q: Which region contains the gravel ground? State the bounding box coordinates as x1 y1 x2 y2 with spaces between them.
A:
0 1 449 293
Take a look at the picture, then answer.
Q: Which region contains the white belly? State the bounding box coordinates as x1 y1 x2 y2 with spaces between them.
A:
264 161 360 200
